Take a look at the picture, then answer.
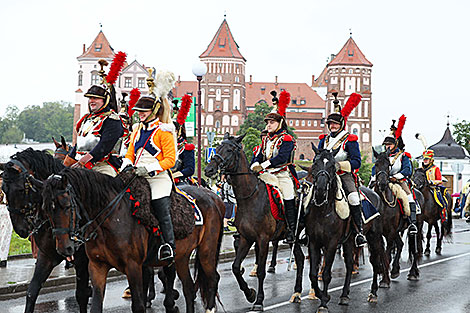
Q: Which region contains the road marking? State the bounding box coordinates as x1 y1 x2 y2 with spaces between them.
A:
260 251 470 312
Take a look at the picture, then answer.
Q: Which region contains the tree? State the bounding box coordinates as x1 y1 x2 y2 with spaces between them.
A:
0 105 23 144
357 155 373 186
453 120 470 153
241 127 261 160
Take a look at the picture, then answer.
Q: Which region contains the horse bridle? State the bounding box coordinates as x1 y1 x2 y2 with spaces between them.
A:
54 145 71 159
311 169 331 207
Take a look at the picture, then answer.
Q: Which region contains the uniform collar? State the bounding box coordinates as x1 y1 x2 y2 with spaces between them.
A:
142 118 160 130
268 128 285 139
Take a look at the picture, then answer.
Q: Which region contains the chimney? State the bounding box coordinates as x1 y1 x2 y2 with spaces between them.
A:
249 75 252 85
83 44 86 53
311 75 315 87
275 75 278 86
177 75 181 83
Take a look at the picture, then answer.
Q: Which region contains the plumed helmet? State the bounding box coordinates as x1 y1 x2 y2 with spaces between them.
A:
264 90 290 128
422 149 434 159
382 115 406 150
84 85 108 99
326 92 362 135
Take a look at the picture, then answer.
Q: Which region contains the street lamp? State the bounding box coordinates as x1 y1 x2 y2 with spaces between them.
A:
192 60 207 185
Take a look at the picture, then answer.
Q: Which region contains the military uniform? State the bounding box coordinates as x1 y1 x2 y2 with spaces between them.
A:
172 139 195 185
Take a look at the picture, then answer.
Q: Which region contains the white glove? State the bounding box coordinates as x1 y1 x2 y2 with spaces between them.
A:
135 166 148 177
250 162 263 173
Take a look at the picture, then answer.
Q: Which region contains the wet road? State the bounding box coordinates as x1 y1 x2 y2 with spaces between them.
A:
4 219 470 313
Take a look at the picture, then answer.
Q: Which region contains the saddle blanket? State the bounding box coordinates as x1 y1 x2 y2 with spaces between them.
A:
359 191 380 224
174 186 203 225
431 187 448 224
265 184 285 221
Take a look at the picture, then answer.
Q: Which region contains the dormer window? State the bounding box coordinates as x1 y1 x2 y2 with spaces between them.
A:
348 50 354 56
300 99 306 105
95 44 102 52
218 38 226 48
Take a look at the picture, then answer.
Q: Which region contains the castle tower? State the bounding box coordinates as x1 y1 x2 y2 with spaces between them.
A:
199 18 246 143
326 36 373 157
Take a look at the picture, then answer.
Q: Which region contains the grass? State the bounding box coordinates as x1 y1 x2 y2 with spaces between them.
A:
8 231 32 256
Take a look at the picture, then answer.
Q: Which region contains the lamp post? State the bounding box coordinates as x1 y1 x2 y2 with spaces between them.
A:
192 61 207 185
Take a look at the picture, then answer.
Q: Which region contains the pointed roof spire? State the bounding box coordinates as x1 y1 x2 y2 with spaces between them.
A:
78 30 115 59
200 19 246 61
428 125 469 159
329 37 372 66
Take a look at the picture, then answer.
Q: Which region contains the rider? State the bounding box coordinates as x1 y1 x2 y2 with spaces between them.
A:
120 70 177 262
73 58 126 176
318 92 367 247
171 95 195 186
250 90 299 244
381 116 418 234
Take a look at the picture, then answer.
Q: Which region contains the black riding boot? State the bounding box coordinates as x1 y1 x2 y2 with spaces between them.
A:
284 199 297 244
351 204 367 247
151 197 176 262
408 202 418 234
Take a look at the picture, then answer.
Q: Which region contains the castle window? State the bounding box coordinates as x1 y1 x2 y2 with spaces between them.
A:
217 75 222 82
301 120 305 126
138 77 145 88
292 99 297 105
348 50 354 57
349 69 353 74
218 38 226 48
308 121 311 126
215 120 221 129
95 44 102 52
124 77 132 88
91 72 100 85
300 99 306 105
235 76 239 83
78 71 83 86
289 120 293 126
295 120 299 126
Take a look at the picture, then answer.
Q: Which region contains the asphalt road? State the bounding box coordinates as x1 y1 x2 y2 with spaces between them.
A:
3 219 470 313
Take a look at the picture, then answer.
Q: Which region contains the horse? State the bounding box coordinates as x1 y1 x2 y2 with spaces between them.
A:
52 136 72 162
0 148 91 313
411 167 453 256
372 148 423 281
40 167 224 313
205 134 305 311
299 144 388 312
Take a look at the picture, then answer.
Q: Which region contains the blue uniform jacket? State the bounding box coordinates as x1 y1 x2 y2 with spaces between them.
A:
179 148 195 178
90 115 123 168
252 129 294 168
371 148 412 178
318 135 362 171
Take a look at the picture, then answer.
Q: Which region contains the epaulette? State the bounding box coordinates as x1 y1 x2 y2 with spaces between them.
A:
283 134 293 142
185 143 195 151
347 134 358 141
159 122 176 133
107 111 121 120
319 134 327 140
403 152 412 158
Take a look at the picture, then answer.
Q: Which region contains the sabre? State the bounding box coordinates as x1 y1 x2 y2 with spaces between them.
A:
287 181 311 271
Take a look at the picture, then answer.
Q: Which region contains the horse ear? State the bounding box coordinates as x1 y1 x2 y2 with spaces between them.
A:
311 142 320 155
235 133 246 143
0 163 4 171
52 137 61 149
332 147 341 157
223 132 230 140
60 136 67 149
372 147 379 159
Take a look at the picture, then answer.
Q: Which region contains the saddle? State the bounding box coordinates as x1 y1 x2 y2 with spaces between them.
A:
388 182 410 216
258 172 285 221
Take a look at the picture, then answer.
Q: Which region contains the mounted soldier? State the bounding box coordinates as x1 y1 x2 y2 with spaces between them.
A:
250 90 299 244
171 95 196 186
120 69 177 262
70 53 128 176
373 115 418 234
318 92 366 247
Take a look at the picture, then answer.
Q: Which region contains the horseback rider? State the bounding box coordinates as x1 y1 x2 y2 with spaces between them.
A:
421 150 443 186
120 70 177 262
375 115 418 234
250 90 299 244
72 56 127 176
318 92 367 247
171 95 195 186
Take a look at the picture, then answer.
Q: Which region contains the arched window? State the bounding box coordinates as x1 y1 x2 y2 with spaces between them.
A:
223 99 229 112
201 115 205 126
231 115 239 126
91 71 100 85
208 99 214 112
217 75 222 82
233 89 240 110
215 120 221 129
78 71 83 86
235 76 240 83
222 115 230 126
205 115 213 125
216 89 221 101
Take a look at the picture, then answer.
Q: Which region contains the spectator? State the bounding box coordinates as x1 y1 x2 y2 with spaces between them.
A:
221 177 236 232
0 174 13 267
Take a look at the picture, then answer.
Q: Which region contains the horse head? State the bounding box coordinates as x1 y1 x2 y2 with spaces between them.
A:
373 148 391 193
42 173 77 257
411 168 427 190
52 136 72 162
204 132 246 178
306 143 338 206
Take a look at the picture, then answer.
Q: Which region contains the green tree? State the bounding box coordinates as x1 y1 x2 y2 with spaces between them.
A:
0 105 23 144
453 120 470 153
358 155 373 186
241 127 261 160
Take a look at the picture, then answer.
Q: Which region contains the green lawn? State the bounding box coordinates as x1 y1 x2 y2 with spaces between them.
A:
8 231 32 256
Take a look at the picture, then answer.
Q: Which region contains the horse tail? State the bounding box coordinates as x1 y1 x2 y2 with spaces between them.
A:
443 192 453 240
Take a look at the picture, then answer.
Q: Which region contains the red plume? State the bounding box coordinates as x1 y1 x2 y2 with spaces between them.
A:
106 51 127 85
177 95 192 125
278 90 290 117
341 93 362 121
128 88 140 116
395 114 406 139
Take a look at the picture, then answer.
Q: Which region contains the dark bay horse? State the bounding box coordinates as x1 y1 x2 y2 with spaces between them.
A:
372 148 423 281
412 168 453 256
41 167 224 313
205 134 305 311
0 148 91 313
300 145 388 312
52 136 72 161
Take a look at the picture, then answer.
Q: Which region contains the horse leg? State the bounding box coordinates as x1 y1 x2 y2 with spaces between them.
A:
391 236 403 279
319 245 337 310
251 238 269 311
89 261 111 313
379 236 391 287
232 236 256 304
196 243 222 313
267 240 278 273
162 263 179 313
74 248 91 313
308 242 322 303
24 250 60 313
424 223 432 256
250 243 259 277
289 242 305 303
142 265 153 308
407 233 420 281
176 256 195 313
339 240 354 306
435 221 442 255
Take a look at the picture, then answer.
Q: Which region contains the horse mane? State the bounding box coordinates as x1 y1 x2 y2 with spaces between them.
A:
11 148 64 179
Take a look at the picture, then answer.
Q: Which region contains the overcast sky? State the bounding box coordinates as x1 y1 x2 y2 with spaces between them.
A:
1 0 469 157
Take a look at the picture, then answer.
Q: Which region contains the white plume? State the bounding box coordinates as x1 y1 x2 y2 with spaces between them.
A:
154 70 176 99
415 133 428 149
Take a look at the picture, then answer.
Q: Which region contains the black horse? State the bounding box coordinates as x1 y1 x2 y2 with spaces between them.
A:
372 148 423 281
0 148 91 313
205 134 305 311
300 145 388 312
412 168 453 256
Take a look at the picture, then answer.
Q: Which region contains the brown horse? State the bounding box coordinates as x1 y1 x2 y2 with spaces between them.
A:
52 136 72 161
412 168 453 256
40 168 224 313
205 134 305 311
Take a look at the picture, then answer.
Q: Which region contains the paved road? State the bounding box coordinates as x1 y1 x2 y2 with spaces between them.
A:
3 219 470 313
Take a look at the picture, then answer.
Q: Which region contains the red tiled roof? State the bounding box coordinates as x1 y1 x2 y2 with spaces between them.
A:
173 81 198 98
312 66 328 87
329 37 372 66
246 82 325 109
200 19 246 61
78 31 115 59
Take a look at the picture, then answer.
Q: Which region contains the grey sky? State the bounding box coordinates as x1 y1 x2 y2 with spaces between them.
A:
0 0 469 157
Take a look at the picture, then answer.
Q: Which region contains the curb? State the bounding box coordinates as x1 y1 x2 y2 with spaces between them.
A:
0 241 290 300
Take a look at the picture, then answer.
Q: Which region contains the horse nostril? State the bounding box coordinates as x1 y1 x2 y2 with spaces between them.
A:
65 246 74 256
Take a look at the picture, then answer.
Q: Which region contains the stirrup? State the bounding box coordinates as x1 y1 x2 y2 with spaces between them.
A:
355 233 367 247
408 223 418 234
158 243 174 262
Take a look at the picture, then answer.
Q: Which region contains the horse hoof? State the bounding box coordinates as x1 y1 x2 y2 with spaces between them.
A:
205 308 216 313
407 274 419 281
339 296 349 306
391 271 400 279
267 266 276 273
367 293 378 303
246 288 257 303
435 247 442 255
317 306 328 313
424 249 431 256
251 304 264 311
289 292 302 303
122 288 131 298
307 288 318 300
379 281 390 289
318 275 323 281
146 300 152 308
